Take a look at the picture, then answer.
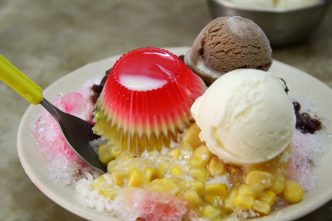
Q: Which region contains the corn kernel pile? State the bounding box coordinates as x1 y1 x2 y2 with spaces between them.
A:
94 124 304 220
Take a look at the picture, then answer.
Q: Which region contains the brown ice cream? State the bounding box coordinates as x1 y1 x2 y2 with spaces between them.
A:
185 16 272 85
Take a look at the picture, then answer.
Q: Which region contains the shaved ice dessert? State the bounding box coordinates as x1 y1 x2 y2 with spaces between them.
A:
32 17 329 221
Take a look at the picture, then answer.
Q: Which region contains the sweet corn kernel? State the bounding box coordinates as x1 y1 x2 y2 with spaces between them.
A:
143 167 156 182
181 124 202 149
170 165 183 176
234 194 254 209
107 160 117 172
238 184 256 197
170 177 187 190
125 159 148 174
99 188 117 200
271 175 285 194
253 200 271 215
147 178 180 194
189 156 205 169
189 145 212 168
98 144 114 164
248 183 264 197
190 168 207 181
180 142 193 152
112 171 125 186
92 174 114 200
110 147 122 159
117 153 133 162
246 170 274 189
224 189 237 211
156 161 170 178
200 205 221 219
190 181 205 196
208 156 225 177
259 190 277 206
92 175 107 189
205 184 228 198
182 189 201 208
204 195 223 208
128 168 143 187
283 180 304 203
204 194 214 204
168 148 182 159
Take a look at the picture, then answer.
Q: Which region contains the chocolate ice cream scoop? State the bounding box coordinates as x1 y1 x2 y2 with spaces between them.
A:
185 16 272 85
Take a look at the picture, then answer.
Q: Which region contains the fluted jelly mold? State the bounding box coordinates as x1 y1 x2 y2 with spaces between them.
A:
93 47 205 154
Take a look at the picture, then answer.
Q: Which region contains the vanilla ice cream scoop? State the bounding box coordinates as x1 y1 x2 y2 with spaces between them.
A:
191 69 296 165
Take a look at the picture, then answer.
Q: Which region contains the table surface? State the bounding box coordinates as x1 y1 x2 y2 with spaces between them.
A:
0 0 331 220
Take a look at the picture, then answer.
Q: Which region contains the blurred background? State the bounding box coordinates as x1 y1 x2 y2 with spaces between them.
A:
0 0 331 220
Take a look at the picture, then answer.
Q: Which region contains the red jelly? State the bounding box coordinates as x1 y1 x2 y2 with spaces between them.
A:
93 47 205 154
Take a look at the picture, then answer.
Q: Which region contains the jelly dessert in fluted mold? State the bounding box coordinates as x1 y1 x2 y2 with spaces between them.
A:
93 47 206 155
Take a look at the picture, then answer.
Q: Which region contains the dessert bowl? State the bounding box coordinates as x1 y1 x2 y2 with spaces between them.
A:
207 0 331 47
17 47 332 221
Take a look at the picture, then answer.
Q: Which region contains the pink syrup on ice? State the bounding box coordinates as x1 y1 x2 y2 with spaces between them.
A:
34 91 94 180
117 188 188 221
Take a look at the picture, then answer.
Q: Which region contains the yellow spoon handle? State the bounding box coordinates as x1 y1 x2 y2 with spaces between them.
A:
0 55 43 104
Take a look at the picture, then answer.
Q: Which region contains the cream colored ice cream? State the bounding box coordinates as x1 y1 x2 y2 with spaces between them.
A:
191 69 296 165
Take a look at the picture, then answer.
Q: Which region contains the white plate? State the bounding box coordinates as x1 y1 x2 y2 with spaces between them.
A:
17 47 332 221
